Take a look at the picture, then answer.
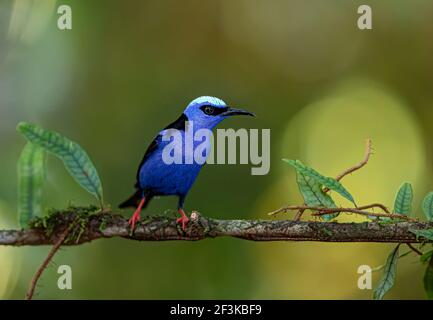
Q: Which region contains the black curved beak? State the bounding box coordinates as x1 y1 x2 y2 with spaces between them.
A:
222 107 255 117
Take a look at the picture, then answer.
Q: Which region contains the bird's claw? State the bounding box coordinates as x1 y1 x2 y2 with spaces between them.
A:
176 216 189 230
128 197 145 231
176 209 190 230
128 211 141 230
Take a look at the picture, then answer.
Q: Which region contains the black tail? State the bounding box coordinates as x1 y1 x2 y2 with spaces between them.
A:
119 190 151 209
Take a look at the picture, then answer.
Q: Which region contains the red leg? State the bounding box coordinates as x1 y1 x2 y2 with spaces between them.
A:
176 208 189 230
128 197 145 230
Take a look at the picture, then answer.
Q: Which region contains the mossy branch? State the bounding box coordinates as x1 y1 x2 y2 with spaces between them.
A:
0 207 432 245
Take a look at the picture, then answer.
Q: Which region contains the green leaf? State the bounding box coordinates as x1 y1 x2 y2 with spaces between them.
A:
373 245 400 300
420 250 433 264
424 256 433 300
409 228 433 241
422 192 433 221
17 122 103 205
17 143 46 228
283 159 356 205
393 182 413 215
296 172 337 221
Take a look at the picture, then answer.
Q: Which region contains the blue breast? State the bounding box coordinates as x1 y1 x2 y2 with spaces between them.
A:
138 130 210 196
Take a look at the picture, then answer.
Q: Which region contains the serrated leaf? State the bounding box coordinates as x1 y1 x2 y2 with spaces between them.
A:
424 256 433 300
296 172 337 221
409 228 433 241
373 245 400 300
422 192 433 221
393 182 413 216
283 159 356 205
17 122 103 205
17 143 45 228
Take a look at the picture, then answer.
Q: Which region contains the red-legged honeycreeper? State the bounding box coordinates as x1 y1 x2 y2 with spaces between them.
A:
119 96 254 230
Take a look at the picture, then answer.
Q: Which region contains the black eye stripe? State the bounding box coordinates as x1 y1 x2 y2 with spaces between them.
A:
199 105 228 116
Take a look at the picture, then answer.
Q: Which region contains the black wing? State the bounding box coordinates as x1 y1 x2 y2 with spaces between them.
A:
134 137 159 188
134 113 188 188
163 112 188 130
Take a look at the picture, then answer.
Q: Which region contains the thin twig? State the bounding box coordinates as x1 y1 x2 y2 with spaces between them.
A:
356 203 390 213
406 243 423 256
293 210 304 221
25 227 70 300
333 138 372 183
269 204 415 221
311 208 416 222
269 203 390 216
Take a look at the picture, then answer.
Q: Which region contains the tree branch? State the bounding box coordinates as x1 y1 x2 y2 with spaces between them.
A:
0 209 432 245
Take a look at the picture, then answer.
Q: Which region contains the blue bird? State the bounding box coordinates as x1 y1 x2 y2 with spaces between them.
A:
119 96 255 230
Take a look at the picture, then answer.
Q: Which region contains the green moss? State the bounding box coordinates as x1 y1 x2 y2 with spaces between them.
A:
29 205 100 241
98 215 110 232
321 227 333 237
377 219 403 226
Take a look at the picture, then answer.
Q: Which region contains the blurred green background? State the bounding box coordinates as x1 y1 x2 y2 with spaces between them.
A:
1 0 433 299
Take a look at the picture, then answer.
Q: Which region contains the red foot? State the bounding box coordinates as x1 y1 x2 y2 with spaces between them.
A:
128 197 145 230
176 208 189 230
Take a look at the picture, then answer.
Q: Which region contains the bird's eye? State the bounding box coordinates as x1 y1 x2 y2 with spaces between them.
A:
203 106 214 115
